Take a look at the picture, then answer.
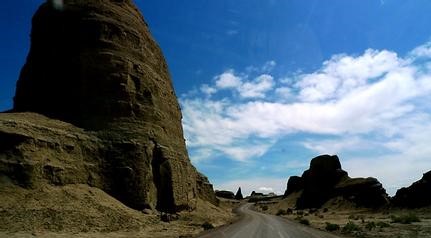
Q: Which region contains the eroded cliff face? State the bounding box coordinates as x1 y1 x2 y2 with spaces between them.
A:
2 0 216 212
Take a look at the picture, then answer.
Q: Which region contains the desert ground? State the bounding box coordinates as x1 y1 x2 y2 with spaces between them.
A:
256 194 431 238
0 179 237 238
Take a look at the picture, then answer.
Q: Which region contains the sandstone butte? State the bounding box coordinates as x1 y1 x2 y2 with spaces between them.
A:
0 0 217 213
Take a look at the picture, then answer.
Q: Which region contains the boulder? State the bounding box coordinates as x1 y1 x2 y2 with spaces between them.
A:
1 0 216 213
215 190 235 199
392 171 431 208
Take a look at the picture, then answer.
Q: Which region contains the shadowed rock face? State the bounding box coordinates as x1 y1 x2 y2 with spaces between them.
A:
393 171 431 208
2 0 217 212
334 177 389 208
297 155 348 208
284 155 389 209
284 176 303 197
215 190 235 199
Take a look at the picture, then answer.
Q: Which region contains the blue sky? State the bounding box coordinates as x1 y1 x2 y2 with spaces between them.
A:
2 0 431 196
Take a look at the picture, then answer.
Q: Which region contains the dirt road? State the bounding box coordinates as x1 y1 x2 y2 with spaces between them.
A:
198 203 343 238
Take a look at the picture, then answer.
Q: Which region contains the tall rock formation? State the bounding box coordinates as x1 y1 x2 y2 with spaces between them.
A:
393 171 431 208
297 155 348 208
284 155 389 209
235 187 243 200
1 0 216 212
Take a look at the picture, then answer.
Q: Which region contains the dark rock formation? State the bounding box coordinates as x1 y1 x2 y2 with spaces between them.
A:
297 155 348 208
284 176 303 197
1 0 216 213
392 171 431 208
215 190 235 199
284 155 389 209
250 191 264 197
235 187 243 200
334 177 389 208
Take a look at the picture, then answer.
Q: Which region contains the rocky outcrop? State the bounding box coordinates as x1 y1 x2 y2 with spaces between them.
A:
1 0 216 213
284 176 304 197
196 172 218 205
296 155 348 208
284 155 389 209
0 113 103 189
215 190 235 199
235 187 243 200
392 171 431 208
334 177 389 208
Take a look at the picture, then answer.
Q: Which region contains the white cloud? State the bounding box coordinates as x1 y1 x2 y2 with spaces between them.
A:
409 41 431 59
296 49 403 102
303 137 370 155
215 70 242 89
212 70 275 99
238 74 274 98
258 187 274 193
182 98 275 161
219 144 272 161
274 87 293 101
200 84 217 96
182 41 431 191
262 60 277 72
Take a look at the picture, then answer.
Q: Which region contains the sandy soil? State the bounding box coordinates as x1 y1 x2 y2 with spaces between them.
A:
258 196 431 238
0 177 235 238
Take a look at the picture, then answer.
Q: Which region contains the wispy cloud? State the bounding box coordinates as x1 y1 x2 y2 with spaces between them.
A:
208 70 275 99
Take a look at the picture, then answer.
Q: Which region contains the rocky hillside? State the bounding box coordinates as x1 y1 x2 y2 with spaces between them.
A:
284 155 389 209
1 0 216 215
393 170 431 208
